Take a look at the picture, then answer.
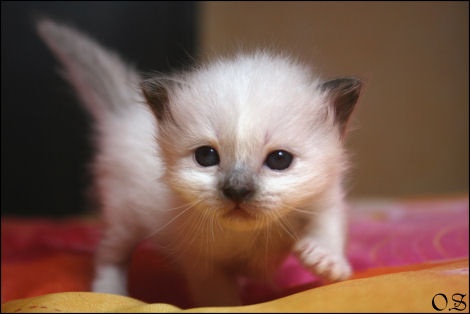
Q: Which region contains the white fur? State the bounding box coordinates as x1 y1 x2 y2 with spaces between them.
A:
38 20 354 306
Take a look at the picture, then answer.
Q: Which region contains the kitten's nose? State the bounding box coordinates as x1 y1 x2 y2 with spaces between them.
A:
222 186 254 203
221 166 255 203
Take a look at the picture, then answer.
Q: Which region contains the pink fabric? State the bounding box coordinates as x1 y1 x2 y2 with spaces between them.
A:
2 196 468 306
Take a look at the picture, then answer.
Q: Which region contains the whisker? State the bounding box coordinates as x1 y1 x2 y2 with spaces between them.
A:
281 214 298 239
189 207 209 246
143 200 201 240
205 208 215 275
209 210 216 242
149 201 199 212
270 211 298 241
283 204 315 216
194 206 213 275
163 206 205 261
264 215 270 275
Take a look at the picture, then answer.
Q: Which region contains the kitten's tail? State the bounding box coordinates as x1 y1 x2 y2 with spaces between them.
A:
37 19 142 120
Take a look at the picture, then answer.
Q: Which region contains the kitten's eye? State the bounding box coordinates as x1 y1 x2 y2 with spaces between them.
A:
195 146 220 167
265 150 293 170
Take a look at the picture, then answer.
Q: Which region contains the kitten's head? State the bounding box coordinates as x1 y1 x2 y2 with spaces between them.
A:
142 52 362 230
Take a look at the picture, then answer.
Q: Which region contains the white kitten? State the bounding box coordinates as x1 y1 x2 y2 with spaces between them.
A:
37 19 362 306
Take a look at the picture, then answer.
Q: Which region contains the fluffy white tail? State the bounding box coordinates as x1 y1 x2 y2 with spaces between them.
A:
37 19 142 120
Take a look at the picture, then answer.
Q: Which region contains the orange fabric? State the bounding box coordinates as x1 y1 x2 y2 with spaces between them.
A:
1 253 93 303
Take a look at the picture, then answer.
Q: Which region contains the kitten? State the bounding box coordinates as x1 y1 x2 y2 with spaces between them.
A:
37 19 362 306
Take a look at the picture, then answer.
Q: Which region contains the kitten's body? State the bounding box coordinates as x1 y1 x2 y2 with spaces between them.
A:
37 20 361 306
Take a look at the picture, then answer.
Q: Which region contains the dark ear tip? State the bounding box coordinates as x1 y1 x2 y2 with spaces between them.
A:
351 78 363 91
140 80 154 102
340 78 362 92
348 78 363 95
140 79 154 91
140 78 169 121
321 77 363 93
349 77 363 88
321 76 363 137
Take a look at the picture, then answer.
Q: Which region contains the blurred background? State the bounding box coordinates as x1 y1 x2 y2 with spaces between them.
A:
2 1 468 216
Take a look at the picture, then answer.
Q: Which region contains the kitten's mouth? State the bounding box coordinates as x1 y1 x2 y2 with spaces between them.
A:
223 205 254 220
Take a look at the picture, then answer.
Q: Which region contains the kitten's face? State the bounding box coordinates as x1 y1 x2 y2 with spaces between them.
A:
147 54 356 230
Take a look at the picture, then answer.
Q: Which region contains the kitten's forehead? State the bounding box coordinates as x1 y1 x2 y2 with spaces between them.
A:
170 53 329 157
193 53 318 108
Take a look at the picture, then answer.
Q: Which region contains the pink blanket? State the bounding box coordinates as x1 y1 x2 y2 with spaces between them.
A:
2 195 468 307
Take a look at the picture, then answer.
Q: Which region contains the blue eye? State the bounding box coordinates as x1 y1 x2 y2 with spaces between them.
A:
265 150 293 170
195 146 220 167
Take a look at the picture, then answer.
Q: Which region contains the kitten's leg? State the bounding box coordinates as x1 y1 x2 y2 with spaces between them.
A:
183 266 240 306
294 198 352 282
92 225 141 295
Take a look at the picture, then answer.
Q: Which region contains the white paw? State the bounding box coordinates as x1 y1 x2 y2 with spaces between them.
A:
91 264 128 295
295 241 352 282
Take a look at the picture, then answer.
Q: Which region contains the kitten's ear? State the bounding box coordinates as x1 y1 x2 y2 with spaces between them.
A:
141 79 170 121
320 78 362 137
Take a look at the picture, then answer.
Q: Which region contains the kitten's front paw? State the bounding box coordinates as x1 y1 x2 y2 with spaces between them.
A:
295 241 352 282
